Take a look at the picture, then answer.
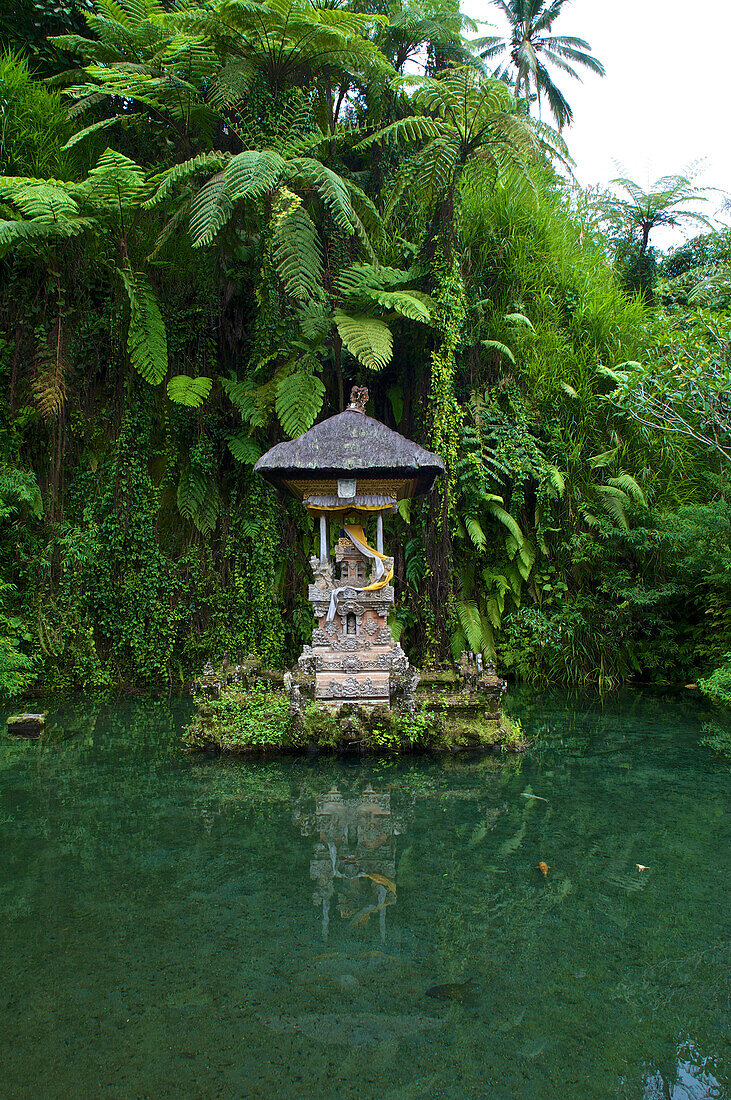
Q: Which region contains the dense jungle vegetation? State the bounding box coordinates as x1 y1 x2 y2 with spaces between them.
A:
0 0 729 702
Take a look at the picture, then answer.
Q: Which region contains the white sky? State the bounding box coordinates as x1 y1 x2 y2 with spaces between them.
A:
460 0 730 247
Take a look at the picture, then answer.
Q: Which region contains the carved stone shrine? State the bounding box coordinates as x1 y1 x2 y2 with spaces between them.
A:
254 386 444 708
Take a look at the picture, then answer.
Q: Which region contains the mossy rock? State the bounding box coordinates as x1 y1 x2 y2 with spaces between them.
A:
184 683 525 756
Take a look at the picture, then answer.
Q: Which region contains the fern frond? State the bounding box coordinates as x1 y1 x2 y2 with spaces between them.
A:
481 339 515 364
364 289 434 322
0 216 94 248
227 433 262 465
275 370 326 438
0 178 78 219
545 464 565 497
455 598 486 654
355 115 447 149
62 116 122 150
32 328 67 421
607 473 647 507
119 269 168 384
166 375 212 407
286 158 354 234
189 150 284 246
272 192 324 303
333 311 393 371
189 172 232 247
465 515 487 552
146 151 229 207
592 485 629 529
485 503 524 547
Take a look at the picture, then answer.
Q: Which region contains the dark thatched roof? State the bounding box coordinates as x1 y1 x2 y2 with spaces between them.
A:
254 408 444 496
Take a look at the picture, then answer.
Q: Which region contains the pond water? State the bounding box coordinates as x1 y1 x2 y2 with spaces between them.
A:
0 693 728 1099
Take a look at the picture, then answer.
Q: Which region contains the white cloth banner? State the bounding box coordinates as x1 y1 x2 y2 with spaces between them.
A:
325 527 386 621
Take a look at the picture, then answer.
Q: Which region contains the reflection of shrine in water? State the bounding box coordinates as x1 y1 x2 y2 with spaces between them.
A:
293 785 410 942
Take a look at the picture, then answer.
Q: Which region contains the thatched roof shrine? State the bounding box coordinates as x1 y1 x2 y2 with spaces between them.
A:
254 386 444 498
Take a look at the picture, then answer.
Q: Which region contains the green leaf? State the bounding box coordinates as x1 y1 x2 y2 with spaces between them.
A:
275 370 326 438
481 339 516 364
273 195 324 303
62 116 121 150
387 383 404 425
504 312 534 330
486 503 524 547
364 289 434 322
167 375 212 408
455 599 486 654
334 311 393 371
227 433 262 465
545 464 565 497
607 473 647 507
119 269 168 385
465 515 487 552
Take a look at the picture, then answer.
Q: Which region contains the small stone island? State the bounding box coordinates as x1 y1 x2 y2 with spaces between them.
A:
186 387 522 755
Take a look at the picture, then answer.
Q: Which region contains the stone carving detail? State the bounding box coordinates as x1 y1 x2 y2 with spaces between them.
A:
298 645 317 675
348 385 369 413
309 556 333 591
324 676 384 699
363 618 378 636
375 627 392 645
342 654 363 673
312 628 330 646
324 620 338 638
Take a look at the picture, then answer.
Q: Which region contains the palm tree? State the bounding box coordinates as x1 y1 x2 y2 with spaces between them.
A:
475 0 604 129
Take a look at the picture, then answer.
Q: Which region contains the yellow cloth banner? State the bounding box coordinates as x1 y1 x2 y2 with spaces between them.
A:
345 524 394 590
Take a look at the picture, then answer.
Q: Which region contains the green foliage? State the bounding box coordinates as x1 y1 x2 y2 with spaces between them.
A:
120 269 168 385
187 684 291 750
333 311 393 370
0 51 69 175
0 10 727 699
166 375 212 408
275 368 326 438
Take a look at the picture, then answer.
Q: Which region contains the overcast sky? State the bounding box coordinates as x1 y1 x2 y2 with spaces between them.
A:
460 0 729 246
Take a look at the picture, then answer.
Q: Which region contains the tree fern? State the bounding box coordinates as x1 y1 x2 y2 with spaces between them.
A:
189 150 285 246
189 172 233 248
275 369 325 438
333 311 393 370
166 375 212 408
119 269 168 384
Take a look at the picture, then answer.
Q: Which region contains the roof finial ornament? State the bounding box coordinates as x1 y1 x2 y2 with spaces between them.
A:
347 385 369 414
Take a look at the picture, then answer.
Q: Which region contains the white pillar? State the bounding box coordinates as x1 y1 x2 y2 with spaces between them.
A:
319 514 328 563
376 512 384 554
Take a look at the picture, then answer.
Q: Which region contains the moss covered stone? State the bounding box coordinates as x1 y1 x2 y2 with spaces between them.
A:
184 681 525 755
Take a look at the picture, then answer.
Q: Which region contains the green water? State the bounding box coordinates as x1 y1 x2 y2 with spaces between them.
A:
0 694 728 1100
